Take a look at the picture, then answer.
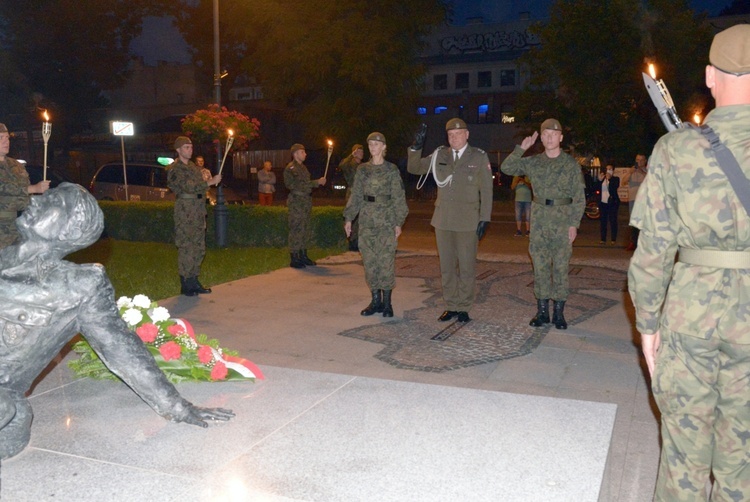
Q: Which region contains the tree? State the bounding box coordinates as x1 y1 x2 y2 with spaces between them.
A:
514 0 712 164
175 0 445 153
0 1 169 138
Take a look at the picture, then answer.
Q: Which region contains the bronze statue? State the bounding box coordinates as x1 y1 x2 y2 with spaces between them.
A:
0 183 233 459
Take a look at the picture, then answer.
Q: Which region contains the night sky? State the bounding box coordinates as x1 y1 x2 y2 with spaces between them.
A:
131 1 737 65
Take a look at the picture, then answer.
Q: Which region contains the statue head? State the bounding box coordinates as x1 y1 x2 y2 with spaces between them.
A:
16 183 104 254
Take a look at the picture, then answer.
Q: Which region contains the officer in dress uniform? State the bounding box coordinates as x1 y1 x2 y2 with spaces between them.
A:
407 118 493 323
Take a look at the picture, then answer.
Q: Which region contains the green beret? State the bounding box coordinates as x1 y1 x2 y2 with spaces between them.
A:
445 118 467 130
174 136 192 149
366 132 386 143
540 118 562 132
710 24 750 75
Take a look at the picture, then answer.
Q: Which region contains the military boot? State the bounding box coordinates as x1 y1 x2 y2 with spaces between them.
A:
300 249 316 266
552 300 568 330
382 290 393 318
529 299 550 327
193 277 212 294
360 290 383 316
180 276 198 297
290 251 306 269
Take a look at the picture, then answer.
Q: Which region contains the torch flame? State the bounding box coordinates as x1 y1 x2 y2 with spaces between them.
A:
327 139 333 147
228 129 234 137
648 63 657 80
43 110 50 122
693 113 701 124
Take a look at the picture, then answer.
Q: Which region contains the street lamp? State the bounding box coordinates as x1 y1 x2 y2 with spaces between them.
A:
213 0 228 247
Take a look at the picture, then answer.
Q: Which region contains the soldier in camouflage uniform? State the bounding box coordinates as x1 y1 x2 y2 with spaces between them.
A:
0 123 49 248
339 144 364 251
283 143 326 269
501 118 585 330
167 136 222 296
407 118 493 323
629 25 750 501
344 133 408 317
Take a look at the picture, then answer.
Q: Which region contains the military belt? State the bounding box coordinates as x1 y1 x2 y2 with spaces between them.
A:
0 210 15 219
177 193 203 199
365 195 391 202
678 248 750 268
534 197 573 206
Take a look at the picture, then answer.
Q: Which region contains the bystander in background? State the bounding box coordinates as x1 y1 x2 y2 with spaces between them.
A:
595 165 620 246
257 161 276 206
511 175 532 237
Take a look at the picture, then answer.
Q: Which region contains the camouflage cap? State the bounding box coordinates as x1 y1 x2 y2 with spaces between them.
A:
174 136 192 149
710 24 750 75
540 118 562 132
290 143 305 154
352 144 364 152
366 132 386 143
445 118 467 130
0 123 8 134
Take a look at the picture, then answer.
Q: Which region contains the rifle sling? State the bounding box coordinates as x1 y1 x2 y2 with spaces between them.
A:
692 124 750 217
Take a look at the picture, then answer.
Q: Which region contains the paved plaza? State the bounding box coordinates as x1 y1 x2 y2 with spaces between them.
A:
1 202 659 501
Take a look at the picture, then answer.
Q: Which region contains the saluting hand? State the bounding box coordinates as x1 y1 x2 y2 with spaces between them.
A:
520 131 538 151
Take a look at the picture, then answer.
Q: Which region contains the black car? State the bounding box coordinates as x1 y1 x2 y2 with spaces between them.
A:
23 163 75 188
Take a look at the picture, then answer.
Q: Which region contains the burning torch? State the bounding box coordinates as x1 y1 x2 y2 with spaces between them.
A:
323 139 334 179
42 111 52 181
642 63 684 132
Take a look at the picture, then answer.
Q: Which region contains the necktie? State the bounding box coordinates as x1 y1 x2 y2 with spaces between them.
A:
454 150 459 161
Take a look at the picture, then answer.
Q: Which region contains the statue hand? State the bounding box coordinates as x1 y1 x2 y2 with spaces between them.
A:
176 405 235 427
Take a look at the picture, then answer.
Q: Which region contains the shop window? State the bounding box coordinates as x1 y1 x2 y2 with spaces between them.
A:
455 72 469 90
433 74 447 91
478 71 492 88
500 69 516 87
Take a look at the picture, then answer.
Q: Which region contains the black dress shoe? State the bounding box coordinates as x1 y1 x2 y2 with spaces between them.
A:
457 311 471 323
438 310 457 322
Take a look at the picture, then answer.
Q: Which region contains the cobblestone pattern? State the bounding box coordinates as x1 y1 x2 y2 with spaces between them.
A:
338 255 627 372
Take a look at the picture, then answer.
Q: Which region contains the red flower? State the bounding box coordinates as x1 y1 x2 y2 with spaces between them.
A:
197 345 214 364
167 323 185 336
210 361 228 380
136 323 158 343
159 341 182 361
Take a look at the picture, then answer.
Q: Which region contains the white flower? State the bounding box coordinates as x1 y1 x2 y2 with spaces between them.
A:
149 306 170 323
116 296 133 309
132 294 152 309
122 308 144 326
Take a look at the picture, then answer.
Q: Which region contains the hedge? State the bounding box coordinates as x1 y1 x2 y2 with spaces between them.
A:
98 201 348 248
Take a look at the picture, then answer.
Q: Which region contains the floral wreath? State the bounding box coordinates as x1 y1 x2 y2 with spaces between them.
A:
69 294 264 383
